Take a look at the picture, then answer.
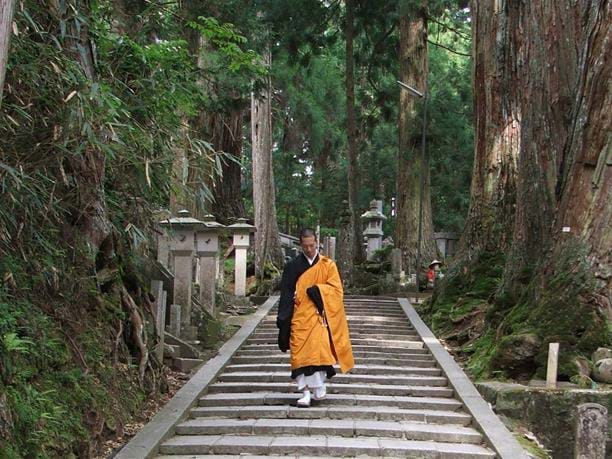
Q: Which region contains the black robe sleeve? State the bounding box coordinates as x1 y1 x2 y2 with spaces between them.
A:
276 254 319 352
306 285 324 315
277 257 300 352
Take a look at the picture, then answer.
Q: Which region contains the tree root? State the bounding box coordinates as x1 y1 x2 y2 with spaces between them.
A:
112 319 123 366
120 286 148 387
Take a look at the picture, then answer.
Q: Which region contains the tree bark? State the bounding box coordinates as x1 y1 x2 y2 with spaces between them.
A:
455 0 520 263
211 107 246 223
252 46 283 278
49 0 111 250
345 0 364 265
460 0 610 316
0 0 16 108
395 1 437 277
550 2 611 300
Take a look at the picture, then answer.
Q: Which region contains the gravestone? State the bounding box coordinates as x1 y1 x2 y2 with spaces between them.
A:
391 248 402 280
169 304 181 336
575 403 607 459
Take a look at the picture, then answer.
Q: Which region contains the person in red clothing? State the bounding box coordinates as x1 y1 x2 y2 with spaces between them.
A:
427 260 441 289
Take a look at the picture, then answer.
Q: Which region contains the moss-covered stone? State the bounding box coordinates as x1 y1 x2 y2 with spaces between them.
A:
476 381 612 459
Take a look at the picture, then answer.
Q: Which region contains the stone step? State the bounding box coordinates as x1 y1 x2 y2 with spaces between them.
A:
344 310 405 315
261 313 410 327
223 363 441 376
216 372 448 387
249 331 420 340
246 337 424 347
158 434 495 457
189 405 472 426
174 418 483 444
206 382 453 398
344 307 404 312
230 354 436 367
234 349 431 359
240 343 425 353
198 393 463 411
254 327 418 337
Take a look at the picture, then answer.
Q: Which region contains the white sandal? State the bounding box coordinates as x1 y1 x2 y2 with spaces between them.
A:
297 389 311 407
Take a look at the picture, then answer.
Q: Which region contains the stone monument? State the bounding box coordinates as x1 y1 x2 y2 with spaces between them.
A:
361 200 387 261
228 218 256 296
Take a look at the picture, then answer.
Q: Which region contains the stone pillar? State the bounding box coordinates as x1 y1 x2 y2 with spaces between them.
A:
196 215 224 315
391 248 403 281
198 256 217 314
234 244 248 296
160 210 200 339
575 403 608 459
228 218 256 297
156 227 171 268
546 342 560 388
328 236 336 260
216 255 224 289
172 248 193 334
323 236 330 256
150 280 166 361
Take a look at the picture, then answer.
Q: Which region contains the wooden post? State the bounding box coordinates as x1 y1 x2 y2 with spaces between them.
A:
546 342 559 388
0 0 16 108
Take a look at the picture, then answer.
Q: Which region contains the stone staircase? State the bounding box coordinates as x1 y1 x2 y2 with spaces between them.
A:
155 296 496 458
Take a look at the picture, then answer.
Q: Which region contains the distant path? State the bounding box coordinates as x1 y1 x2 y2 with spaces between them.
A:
117 296 527 458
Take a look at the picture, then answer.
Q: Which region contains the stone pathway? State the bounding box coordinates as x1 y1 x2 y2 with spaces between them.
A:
154 296 499 458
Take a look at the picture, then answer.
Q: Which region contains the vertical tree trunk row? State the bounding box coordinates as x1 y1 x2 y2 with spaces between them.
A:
457 0 519 262
395 1 437 277
345 0 363 267
455 0 610 336
252 47 283 279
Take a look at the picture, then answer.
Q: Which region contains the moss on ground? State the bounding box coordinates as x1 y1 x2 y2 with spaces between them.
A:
425 243 611 381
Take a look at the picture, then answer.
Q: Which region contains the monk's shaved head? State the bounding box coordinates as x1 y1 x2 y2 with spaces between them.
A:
299 228 316 242
299 228 317 259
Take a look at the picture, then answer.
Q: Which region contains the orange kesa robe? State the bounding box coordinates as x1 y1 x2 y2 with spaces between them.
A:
290 256 354 373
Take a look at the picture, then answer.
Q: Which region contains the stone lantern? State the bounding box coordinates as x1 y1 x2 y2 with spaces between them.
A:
196 215 224 315
227 218 256 296
361 200 387 261
159 209 200 338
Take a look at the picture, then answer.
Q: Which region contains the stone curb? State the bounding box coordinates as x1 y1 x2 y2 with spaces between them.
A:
115 296 279 459
397 298 528 459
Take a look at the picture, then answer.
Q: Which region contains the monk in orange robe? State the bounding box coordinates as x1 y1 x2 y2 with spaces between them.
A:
277 228 354 407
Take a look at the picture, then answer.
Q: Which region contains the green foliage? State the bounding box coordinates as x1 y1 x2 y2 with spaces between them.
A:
188 17 265 75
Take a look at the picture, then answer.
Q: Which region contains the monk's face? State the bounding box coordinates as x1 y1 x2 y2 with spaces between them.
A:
300 235 318 259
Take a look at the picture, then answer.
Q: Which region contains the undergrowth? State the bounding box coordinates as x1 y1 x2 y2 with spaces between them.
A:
424 244 610 381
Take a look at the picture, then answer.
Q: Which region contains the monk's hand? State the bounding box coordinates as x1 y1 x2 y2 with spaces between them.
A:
278 321 290 353
306 286 324 315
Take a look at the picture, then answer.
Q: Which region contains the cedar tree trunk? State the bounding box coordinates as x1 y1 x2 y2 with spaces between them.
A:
252 46 283 278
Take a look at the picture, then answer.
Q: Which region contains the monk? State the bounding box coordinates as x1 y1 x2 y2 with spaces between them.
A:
277 228 354 407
